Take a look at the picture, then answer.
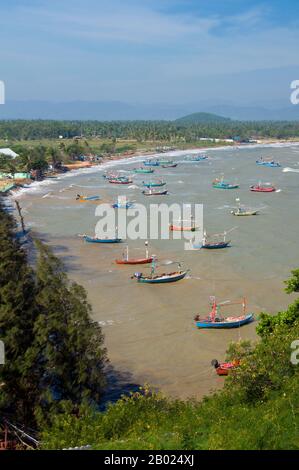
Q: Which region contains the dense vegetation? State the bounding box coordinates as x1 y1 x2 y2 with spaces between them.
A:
41 272 299 450
0 203 107 430
1 119 299 142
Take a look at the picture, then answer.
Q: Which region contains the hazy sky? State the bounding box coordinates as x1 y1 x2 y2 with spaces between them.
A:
1 0 299 105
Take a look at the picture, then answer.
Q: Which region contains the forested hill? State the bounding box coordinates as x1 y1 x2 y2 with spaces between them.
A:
175 112 231 124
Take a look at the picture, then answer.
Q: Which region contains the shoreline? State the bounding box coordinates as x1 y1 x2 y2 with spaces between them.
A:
7 139 299 200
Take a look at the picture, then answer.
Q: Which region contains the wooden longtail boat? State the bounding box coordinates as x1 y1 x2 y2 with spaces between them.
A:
211 359 240 376
185 155 208 162
112 201 134 209
83 235 122 243
76 194 101 202
194 298 254 329
132 258 188 283
133 168 153 174
191 230 231 249
142 180 166 187
212 177 239 189
231 199 258 216
115 245 153 265
169 224 199 232
142 189 168 196
250 183 276 192
108 177 132 184
162 163 177 168
143 160 160 166
133 271 188 283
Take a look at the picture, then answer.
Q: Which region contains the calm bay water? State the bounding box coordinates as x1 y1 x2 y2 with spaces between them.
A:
15 144 299 399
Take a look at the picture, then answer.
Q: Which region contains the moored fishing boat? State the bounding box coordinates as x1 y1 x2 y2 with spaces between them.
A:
231 208 258 216
82 235 122 243
115 243 153 265
111 201 134 209
159 159 174 165
142 189 168 196
256 158 281 167
231 198 258 216
190 230 232 249
250 183 276 192
108 177 133 184
194 297 254 329
143 159 160 166
142 180 166 187
76 194 101 202
170 216 199 232
211 359 240 376
133 167 154 174
132 258 188 283
212 177 239 189
185 154 208 162
162 163 177 168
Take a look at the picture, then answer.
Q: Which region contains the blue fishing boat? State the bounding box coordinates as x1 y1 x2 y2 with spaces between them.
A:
256 158 281 167
185 155 208 162
142 180 166 188
191 230 231 249
83 235 122 243
194 298 254 329
212 177 239 189
112 201 134 209
143 159 160 166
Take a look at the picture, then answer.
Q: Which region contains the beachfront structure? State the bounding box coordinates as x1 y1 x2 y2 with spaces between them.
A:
0 172 31 180
0 148 19 159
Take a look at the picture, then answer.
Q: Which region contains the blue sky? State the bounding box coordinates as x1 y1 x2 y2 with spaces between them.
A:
1 0 299 105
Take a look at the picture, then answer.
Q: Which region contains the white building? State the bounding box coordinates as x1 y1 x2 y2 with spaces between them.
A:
0 148 19 159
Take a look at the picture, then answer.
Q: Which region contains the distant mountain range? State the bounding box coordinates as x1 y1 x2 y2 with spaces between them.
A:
175 112 231 124
0 100 299 121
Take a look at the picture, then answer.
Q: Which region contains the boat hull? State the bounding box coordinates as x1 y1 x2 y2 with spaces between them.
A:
256 161 281 167
250 186 276 192
232 211 258 216
143 182 166 187
133 168 154 174
115 257 153 265
200 242 230 249
137 271 187 283
195 314 253 329
143 190 168 196
84 236 122 243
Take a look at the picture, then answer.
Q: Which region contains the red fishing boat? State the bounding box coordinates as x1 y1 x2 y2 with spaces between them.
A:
211 359 240 376
115 244 153 265
250 183 276 192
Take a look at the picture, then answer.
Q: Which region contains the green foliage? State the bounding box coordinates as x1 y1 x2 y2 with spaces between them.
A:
1 119 299 142
285 268 299 293
0 205 107 427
